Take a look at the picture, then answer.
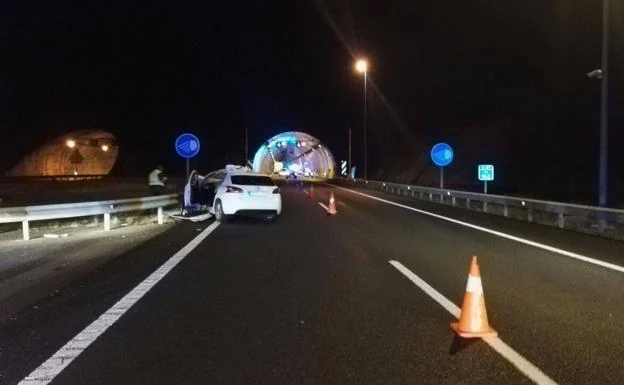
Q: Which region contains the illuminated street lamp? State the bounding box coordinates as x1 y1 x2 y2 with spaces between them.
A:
101 144 109 152
355 59 368 179
66 139 76 148
355 59 367 74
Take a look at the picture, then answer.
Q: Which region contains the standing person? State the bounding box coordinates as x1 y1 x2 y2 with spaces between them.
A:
148 165 167 195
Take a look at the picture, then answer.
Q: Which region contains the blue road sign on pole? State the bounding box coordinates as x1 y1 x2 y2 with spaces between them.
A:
431 143 453 188
175 133 200 179
430 143 453 167
175 133 200 158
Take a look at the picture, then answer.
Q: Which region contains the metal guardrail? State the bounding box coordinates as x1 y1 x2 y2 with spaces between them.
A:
0 194 179 240
345 178 624 240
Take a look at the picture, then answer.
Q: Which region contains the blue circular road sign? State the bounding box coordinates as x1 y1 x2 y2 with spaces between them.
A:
175 133 200 158
431 142 453 167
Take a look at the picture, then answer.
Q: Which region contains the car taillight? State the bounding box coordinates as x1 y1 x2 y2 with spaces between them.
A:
272 187 280 194
226 186 244 193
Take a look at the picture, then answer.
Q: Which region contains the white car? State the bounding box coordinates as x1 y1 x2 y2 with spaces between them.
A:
201 167 282 223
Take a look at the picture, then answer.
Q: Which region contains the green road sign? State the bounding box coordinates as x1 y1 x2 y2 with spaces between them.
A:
478 164 494 181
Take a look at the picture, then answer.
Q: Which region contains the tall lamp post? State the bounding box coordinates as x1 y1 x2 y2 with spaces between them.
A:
355 59 368 179
598 0 609 207
589 0 610 207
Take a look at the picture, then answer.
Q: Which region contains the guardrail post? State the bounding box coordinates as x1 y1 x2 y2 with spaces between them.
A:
104 213 111 231
429 193 433 201
452 197 456 207
528 207 533 222
440 194 444 203
411 190 415 198
466 198 471 209
483 201 488 213
158 207 164 225
503 205 508 217
22 220 30 241
558 213 565 229
419 191 423 199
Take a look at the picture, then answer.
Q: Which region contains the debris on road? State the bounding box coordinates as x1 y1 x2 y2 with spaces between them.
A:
43 233 70 238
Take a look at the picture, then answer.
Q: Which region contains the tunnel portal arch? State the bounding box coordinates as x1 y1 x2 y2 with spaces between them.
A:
252 131 336 178
9 129 118 176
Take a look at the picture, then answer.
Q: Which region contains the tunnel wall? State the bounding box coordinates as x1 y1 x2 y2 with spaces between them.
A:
252 131 336 178
8 129 119 176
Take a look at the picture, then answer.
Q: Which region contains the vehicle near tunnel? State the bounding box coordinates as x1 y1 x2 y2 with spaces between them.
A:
183 165 281 223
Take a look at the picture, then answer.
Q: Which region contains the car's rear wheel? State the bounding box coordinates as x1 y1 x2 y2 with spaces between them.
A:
215 200 229 223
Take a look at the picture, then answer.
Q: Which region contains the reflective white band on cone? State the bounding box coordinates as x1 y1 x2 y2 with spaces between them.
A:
466 275 483 294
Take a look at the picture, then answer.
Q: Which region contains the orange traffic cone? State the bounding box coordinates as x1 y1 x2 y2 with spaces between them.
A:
451 256 497 338
308 184 315 199
327 192 337 215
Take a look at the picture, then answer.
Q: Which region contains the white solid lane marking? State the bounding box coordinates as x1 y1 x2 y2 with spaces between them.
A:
330 184 624 274
389 260 558 385
19 222 221 385
318 202 329 211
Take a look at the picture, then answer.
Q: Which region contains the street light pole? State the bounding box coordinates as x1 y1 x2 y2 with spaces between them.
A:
363 69 368 180
355 59 369 180
348 126 352 177
598 0 609 207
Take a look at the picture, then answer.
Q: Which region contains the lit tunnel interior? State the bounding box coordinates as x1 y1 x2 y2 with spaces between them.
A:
252 131 336 178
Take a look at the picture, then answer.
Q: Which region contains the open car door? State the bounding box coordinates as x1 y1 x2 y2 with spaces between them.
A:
170 170 212 222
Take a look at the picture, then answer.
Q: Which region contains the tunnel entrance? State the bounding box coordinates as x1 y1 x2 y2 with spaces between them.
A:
252 132 336 178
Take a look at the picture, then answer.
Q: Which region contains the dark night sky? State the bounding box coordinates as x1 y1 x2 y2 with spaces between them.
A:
2 1 623 202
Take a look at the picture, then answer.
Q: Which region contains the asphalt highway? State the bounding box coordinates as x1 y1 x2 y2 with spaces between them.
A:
2 182 624 384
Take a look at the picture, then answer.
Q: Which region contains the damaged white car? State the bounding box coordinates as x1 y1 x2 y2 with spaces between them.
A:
181 165 282 223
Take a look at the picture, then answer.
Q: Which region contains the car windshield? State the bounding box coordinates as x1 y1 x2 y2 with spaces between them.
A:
231 175 275 186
